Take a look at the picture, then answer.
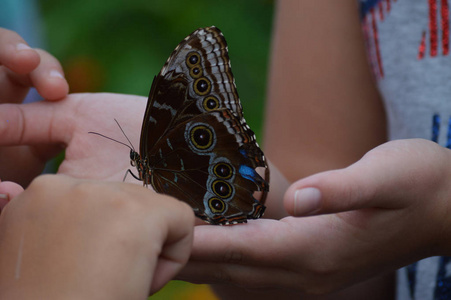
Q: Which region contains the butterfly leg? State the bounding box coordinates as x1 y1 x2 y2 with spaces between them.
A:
123 169 142 183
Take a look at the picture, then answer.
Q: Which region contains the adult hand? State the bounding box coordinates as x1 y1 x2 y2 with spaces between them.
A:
0 28 69 186
0 174 194 298
178 139 451 295
0 93 147 184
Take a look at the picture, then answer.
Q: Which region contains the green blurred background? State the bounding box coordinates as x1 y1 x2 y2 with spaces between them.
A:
41 0 274 141
1 0 274 298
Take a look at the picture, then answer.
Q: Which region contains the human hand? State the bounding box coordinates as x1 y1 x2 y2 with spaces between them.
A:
0 28 69 186
0 28 69 102
0 174 194 299
178 139 451 296
0 28 69 103
0 93 147 185
0 179 23 212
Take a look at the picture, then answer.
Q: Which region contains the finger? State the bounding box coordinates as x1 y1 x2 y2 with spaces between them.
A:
29 49 69 101
0 100 76 183
187 219 293 266
0 28 40 74
284 163 408 217
0 101 65 146
176 221 299 290
177 219 326 293
0 49 69 102
262 160 291 220
0 181 24 209
0 93 144 147
283 140 445 216
283 168 376 216
0 145 51 187
0 29 40 103
150 200 195 293
178 261 301 291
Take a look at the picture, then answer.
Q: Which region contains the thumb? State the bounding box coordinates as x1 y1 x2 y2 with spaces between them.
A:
284 157 407 217
284 139 451 217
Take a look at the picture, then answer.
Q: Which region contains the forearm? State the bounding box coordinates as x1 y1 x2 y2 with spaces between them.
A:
260 0 391 298
264 0 386 181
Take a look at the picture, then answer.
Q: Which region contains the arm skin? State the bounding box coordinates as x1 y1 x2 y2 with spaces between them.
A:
263 0 386 182
0 175 194 299
261 0 390 297
263 0 386 221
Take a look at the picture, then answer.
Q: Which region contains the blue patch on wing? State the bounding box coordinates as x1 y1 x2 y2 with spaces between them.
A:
239 165 257 183
239 148 248 158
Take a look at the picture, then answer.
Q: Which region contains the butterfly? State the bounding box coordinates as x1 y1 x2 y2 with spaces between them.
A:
130 26 269 225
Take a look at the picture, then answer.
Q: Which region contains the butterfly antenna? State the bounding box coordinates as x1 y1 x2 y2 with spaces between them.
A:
113 118 136 152
88 131 133 151
88 119 136 152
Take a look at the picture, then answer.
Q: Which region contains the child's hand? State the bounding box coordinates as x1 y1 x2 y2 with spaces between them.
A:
179 139 451 296
0 28 69 102
0 175 194 298
0 28 70 186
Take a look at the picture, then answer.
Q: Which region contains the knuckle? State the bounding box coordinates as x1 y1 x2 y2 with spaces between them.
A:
69 179 119 207
33 48 49 57
164 196 194 220
211 268 233 283
29 174 58 190
26 175 68 206
1 28 22 42
222 248 244 264
310 260 338 277
179 200 195 218
177 201 195 226
34 48 62 66
210 268 262 289
300 261 342 295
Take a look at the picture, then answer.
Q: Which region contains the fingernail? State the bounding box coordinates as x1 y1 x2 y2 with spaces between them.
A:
0 194 8 200
293 187 321 216
16 43 32 51
49 69 64 79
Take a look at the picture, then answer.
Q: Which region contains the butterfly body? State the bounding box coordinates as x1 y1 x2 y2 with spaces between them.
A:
132 26 269 225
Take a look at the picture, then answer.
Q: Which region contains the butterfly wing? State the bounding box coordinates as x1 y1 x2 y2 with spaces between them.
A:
140 27 244 153
138 26 269 224
148 110 267 224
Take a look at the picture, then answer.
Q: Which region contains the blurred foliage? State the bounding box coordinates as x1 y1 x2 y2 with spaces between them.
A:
37 0 274 298
38 0 274 138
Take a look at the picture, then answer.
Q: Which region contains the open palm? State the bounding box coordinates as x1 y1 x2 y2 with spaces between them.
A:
0 93 147 185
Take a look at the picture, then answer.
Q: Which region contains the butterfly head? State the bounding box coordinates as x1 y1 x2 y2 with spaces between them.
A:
129 149 151 185
129 149 140 168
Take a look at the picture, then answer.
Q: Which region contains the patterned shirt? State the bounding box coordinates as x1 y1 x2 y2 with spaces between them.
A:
360 0 451 299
